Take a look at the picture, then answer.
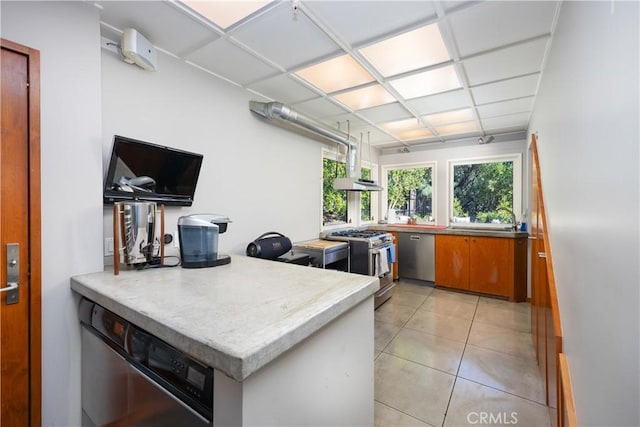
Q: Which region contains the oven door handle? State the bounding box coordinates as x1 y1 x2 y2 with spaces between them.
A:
371 244 394 255
375 281 395 297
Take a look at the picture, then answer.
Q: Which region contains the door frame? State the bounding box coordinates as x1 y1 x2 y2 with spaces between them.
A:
1 37 42 427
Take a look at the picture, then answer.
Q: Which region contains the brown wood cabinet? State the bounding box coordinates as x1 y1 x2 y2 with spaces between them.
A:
434 235 470 290
435 234 527 301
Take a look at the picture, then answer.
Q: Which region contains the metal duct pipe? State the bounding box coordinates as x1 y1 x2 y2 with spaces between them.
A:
249 101 358 179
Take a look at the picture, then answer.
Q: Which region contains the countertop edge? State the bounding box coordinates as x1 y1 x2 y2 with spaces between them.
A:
70 271 379 382
70 277 241 378
237 279 378 380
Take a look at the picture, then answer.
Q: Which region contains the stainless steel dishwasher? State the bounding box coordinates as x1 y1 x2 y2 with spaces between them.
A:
397 232 435 282
78 298 213 426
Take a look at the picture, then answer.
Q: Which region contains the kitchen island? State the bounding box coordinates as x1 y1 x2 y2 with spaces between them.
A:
71 255 379 426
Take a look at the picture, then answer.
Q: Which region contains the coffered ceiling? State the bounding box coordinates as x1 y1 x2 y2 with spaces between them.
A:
97 1 560 151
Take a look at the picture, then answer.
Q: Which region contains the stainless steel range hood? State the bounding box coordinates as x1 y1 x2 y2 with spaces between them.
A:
333 177 383 191
249 101 383 192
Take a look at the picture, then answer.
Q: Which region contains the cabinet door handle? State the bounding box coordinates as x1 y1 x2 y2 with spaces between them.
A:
410 235 420 240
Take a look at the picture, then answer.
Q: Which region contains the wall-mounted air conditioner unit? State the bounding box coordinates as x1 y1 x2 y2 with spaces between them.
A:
121 28 157 71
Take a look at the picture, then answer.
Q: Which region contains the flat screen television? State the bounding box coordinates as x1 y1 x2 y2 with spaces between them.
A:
103 135 203 206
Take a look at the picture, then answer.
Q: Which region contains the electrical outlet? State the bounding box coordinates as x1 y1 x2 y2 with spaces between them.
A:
104 237 114 256
173 231 180 248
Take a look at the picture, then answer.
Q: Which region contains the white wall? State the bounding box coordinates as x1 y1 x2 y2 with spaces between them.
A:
101 44 329 257
528 1 639 425
379 138 528 226
1 2 104 425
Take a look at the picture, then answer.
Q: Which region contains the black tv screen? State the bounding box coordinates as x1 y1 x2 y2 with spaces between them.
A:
103 135 203 206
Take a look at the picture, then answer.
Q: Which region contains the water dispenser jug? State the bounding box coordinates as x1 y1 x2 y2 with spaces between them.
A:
178 214 231 268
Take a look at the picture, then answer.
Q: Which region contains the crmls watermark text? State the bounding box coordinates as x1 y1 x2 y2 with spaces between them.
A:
467 411 519 424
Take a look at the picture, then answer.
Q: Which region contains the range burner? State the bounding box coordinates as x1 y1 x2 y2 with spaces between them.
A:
328 229 387 239
323 229 393 246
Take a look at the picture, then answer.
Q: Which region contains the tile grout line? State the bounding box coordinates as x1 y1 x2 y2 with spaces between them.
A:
440 297 480 427
374 283 440 425
375 286 542 426
452 377 549 407
374 399 436 426
376 284 433 354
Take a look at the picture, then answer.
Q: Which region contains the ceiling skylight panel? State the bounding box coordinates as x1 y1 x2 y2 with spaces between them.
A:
434 121 478 135
389 65 461 99
397 128 433 140
359 23 450 77
379 117 432 140
424 108 474 126
380 117 423 133
181 1 271 29
295 54 375 94
333 84 395 110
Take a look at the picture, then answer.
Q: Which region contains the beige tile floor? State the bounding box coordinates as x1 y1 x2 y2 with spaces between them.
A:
374 279 550 427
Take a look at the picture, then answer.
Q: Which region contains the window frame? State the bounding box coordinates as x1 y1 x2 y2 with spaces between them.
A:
381 161 437 224
446 153 522 229
321 149 380 230
321 148 349 230
359 159 379 226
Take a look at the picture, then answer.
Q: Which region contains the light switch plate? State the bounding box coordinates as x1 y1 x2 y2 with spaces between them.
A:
104 237 114 256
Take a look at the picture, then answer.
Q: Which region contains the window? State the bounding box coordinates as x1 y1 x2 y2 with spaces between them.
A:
360 166 372 222
449 155 521 226
323 156 348 226
385 164 434 223
323 150 379 227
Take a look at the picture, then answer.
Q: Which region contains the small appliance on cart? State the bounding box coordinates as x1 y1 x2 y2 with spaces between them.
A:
246 232 310 265
291 239 349 271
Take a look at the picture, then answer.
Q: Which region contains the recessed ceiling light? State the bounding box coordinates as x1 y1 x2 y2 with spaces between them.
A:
389 65 461 100
333 84 395 110
435 121 478 135
425 108 474 126
359 23 450 77
180 1 271 29
295 54 375 94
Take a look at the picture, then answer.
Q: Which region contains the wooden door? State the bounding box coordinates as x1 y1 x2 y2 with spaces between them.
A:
435 235 469 290
469 236 512 298
1 39 41 427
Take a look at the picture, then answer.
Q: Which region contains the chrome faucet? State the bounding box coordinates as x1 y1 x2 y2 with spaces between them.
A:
496 206 518 231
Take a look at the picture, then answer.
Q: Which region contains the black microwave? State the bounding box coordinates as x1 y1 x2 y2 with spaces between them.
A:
103 135 203 206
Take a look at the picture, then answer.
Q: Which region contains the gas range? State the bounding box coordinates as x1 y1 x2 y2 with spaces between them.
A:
322 229 393 248
321 228 396 309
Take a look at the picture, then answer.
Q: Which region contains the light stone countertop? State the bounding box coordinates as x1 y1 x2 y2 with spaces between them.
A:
70 255 379 382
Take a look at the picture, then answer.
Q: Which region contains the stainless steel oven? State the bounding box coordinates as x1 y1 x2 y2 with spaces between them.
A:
322 229 396 308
